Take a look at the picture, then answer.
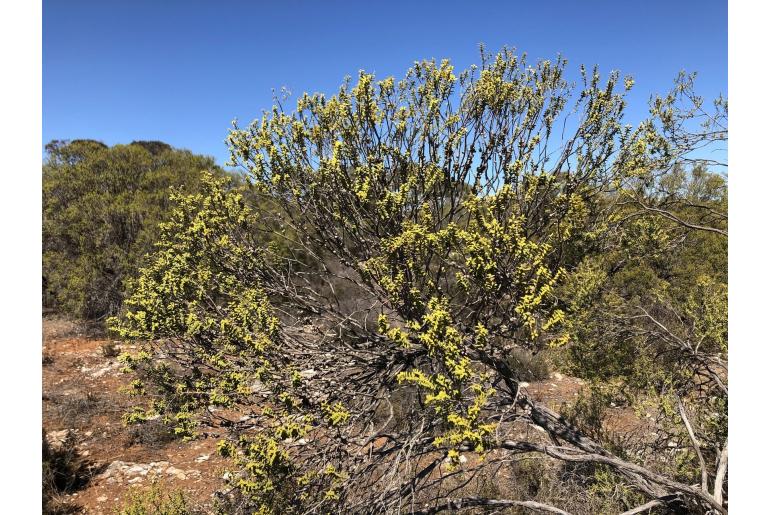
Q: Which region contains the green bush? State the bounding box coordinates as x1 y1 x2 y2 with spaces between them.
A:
108 49 728 513
42 139 229 319
116 481 196 515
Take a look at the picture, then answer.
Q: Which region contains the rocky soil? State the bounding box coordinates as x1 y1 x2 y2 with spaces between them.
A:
42 315 648 513
42 316 229 514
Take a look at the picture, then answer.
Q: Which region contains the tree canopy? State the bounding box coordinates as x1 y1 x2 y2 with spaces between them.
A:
43 139 227 319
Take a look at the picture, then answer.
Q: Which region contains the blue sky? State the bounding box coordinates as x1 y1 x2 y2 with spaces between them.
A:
43 0 727 166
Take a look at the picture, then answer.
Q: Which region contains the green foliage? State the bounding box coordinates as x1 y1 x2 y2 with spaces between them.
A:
109 173 277 437
564 167 727 386
110 174 347 513
562 162 727 491
217 434 300 510
43 139 227 319
108 48 728 512
226 47 647 463
585 464 648 513
115 480 195 515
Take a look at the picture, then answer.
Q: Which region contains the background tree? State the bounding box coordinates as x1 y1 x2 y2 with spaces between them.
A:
563 77 728 508
621 72 727 236
42 139 228 319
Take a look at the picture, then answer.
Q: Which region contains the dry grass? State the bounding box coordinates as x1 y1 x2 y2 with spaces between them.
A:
43 429 102 514
125 419 178 448
51 392 108 428
42 313 104 341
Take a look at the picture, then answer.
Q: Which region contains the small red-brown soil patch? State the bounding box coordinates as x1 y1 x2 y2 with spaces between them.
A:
523 372 653 440
524 373 586 410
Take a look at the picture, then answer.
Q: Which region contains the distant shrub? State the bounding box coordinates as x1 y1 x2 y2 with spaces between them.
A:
42 139 229 319
115 480 196 515
54 392 106 428
125 419 177 448
42 315 88 341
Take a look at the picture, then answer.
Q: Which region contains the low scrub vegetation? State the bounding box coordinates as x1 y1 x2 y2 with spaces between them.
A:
52 392 107 429
124 419 178 449
100 341 121 358
116 481 197 515
42 140 229 319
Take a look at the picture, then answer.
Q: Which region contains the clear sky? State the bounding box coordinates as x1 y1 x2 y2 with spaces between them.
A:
43 0 727 166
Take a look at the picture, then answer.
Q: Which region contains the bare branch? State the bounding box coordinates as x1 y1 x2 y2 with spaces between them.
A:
677 396 709 492
413 497 573 515
713 438 728 506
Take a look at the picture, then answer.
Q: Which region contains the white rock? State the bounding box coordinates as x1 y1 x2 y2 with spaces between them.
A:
299 369 317 379
125 464 149 476
46 429 74 448
194 454 210 463
166 466 187 480
519 382 530 388
100 460 173 481
100 460 127 478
